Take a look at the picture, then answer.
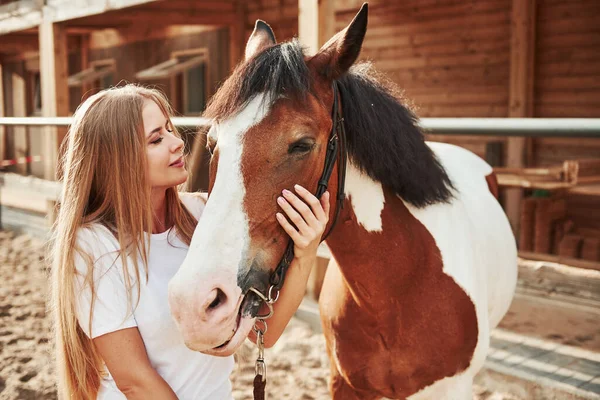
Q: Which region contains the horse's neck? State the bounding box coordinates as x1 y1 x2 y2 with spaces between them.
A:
325 163 432 308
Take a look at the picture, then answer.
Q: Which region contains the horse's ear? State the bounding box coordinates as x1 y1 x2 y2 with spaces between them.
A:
309 3 368 80
245 20 277 60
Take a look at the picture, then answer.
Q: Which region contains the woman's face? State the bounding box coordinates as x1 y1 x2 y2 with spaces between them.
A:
142 98 188 190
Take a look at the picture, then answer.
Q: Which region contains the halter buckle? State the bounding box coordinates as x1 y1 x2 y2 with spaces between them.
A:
247 287 275 319
254 329 267 381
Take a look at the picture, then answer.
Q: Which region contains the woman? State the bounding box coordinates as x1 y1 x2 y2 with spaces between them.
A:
50 84 328 399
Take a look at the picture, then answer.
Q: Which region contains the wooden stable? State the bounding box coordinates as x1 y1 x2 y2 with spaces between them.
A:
0 0 599 263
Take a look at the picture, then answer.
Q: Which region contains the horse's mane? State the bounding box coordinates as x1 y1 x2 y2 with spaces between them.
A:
204 39 454 208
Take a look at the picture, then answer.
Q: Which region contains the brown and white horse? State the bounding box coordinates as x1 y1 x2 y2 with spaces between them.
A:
168 4 518 399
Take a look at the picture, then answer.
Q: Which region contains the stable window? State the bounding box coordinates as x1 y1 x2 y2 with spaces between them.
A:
135 49 208 115
67 59 115 89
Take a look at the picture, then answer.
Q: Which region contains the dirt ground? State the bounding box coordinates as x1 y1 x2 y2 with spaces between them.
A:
0 231 596 399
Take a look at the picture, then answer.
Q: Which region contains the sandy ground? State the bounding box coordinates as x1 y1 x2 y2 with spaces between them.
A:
0 231 596 399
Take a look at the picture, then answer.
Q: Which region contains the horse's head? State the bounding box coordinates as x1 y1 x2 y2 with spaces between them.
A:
168 4 368 356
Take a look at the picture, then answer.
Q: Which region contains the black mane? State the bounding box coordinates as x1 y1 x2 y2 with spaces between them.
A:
205 40 454 208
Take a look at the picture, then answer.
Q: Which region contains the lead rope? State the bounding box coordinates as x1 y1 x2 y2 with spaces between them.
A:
250 287 279 400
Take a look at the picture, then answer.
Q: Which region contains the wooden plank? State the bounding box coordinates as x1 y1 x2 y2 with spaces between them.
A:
0 1 42 35
358 0 510 23
417 104 508 118
536 75 600 91
406 86 508 105
517 256 600 305
519 251 600 272
535 104 600 118
373 51 509 72
568 184 600 197
362 25 509 51
505 0 536 235
0 63 4 162
39 17 69 181
49 0 163 23
389 66 509 88
338 8 510 37
364 38 509 61
247 3 298 21
537 32 600 52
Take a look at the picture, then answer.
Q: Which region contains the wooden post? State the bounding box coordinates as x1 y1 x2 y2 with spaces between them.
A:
318 0 336 47
298 0 336 51
298 0 319 55
506 0 536 235
39 15 69 181
229 0 246 70
0 62 5 162
299 0 336 298
80 34 91 101
11 64 28 175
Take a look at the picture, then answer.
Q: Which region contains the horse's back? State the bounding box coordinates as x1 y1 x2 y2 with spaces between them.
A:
425 141 518 330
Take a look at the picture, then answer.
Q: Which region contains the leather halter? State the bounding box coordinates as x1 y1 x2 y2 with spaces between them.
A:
266 80 348 296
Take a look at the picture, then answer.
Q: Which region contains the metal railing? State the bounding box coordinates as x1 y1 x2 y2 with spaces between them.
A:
1 117 600 138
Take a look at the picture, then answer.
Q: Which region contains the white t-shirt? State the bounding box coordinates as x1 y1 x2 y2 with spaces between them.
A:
74 193 234 400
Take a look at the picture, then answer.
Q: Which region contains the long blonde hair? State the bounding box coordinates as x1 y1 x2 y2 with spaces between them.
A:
49 85 197 399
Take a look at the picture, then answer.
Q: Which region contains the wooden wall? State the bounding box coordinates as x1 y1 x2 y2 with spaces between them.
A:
532 0 600 240
84 27 229 109
533 0 600 166
334 0 513 161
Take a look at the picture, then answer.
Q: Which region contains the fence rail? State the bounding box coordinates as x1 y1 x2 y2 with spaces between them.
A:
1 117 600 137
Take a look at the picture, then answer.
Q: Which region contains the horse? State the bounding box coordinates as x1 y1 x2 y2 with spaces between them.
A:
168 4 518 399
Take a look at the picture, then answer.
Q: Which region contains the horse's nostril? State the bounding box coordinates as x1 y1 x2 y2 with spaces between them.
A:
208 288 226 310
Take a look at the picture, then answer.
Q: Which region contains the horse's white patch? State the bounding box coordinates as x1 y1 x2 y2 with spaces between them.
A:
344 161 385 232
400 142 517 386
173 94 272 287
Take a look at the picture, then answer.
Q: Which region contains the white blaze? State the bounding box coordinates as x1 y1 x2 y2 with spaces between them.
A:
344 161 385 232
175 94 272 286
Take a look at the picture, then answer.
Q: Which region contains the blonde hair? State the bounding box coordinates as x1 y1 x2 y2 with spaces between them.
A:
49 85 197 399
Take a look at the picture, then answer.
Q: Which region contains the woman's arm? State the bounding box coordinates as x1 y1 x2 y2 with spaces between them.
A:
248 185 330 348
94 327 178 400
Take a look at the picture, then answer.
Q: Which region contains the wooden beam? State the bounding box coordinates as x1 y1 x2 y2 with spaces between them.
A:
69 9 236 27
0 34 40 55
298 0 319 55
0 1 42 35
0 63 4 162
80 34 92 101
299 0 335 56
39 17 69 181
11 65 28 175
505 0 536 235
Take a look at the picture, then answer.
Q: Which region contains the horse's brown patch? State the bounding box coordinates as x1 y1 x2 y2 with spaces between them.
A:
485 172 499 199
320 187 478 399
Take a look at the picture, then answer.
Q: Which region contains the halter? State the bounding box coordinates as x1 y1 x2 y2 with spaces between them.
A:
251 81 348 398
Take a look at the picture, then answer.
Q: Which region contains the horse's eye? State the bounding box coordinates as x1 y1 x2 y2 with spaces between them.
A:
288 140 315 155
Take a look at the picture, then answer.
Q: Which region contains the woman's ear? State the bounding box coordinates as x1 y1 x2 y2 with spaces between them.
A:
245 20 277 60
308 3 368 80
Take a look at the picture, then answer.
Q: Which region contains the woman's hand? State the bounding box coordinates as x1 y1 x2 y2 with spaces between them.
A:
276 184 330 261
248 184 329 348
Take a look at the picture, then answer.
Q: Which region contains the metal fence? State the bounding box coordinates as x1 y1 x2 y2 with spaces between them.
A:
1 117 600 137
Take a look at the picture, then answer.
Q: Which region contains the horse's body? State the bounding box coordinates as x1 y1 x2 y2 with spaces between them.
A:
320 142 517 399
168 4 517 399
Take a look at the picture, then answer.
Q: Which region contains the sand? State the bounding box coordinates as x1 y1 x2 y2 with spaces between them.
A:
2 230 593 399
